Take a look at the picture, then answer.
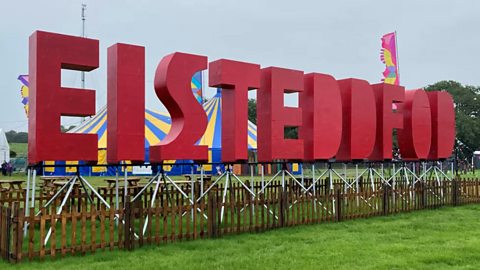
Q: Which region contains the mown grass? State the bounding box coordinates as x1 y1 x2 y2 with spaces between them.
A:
9 143 27 158
1 204 480 269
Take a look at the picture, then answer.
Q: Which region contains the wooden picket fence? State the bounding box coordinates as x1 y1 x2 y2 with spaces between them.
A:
1 178 480 263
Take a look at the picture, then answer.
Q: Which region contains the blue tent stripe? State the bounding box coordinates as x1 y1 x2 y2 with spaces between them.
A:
146 110 171 124
83 109 107 133
212 99 222 148
59 87 266 176
145 119 167 141
96 120 107 140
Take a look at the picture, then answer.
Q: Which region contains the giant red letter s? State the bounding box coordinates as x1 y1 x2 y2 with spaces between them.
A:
28 31 98 164
150 52 208 162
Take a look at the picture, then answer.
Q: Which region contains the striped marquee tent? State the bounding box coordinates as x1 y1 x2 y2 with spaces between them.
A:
45 89 260 176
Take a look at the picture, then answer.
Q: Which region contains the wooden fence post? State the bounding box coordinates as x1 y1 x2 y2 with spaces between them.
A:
452 179 458 206
10 206 24 263
420 181 426 209
279 189 286 227
207 190 217 238
335 186 342 222
124 200 132 251
382 183 389 216
5 207 12 261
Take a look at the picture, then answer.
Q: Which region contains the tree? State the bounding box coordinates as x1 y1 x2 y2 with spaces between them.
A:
61 125 76 133
5 130 28 143
424 80 480 160
248 98 257 124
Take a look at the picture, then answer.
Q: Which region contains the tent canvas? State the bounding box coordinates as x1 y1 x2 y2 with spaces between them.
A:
44 90 260 176
0 129 10 164
44 89 300 176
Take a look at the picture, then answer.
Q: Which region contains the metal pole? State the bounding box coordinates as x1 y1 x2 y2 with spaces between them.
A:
355 164 359 206
123 161 128 207
422 162 426 182
191 165 195 218
392 163 396 208
451 161 454 179
24 168 31 237
44 179 77 244
301 163 304 187
394 31 401 85
250 164 255 213
200 165 204 197
381 164 384 179
31 168 36 208
115 166 119 210
25 168 31 215
220 168 230 223
81 4 86 89
312 163 315 196
261 164 265 190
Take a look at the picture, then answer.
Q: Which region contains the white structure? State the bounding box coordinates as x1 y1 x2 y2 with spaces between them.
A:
0 129 10 164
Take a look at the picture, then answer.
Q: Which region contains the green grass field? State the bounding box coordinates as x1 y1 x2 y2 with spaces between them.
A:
1 204 480 269
9 143 27 158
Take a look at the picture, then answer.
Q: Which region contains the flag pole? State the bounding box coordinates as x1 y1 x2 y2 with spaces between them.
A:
81 4 86 89
394 31 400 85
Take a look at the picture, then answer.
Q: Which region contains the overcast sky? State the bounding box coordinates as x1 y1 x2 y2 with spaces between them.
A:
1 0 479 131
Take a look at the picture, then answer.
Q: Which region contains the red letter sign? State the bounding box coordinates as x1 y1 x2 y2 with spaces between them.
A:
398 89 432 160
209 59 260 162
150 52 208 162
107 43 145 163
257 67 304 162
428 91 455 159
336 79 377 161
369 83 404 160
28 31 98 164
299 73 342 161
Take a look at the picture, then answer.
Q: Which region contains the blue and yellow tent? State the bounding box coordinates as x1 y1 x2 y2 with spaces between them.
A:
45 89 259 176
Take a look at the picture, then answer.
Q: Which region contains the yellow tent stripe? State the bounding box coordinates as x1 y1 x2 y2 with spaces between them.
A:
145 111 171 134
145 126 161 146
77 109 106 133
98 130 107 148
200 98 218 147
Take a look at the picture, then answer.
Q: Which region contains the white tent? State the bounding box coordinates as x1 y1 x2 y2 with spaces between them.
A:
0 129 10 164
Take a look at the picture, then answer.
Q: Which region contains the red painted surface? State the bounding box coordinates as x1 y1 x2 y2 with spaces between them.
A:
107 43 145 163
369 83 404 160
28 31 98 164
26 30 457 163
336 79 377 161
299 73 342 161
257 67 304 162
428 91 456 159
149 52 208 162
398 89 432 160
209 59 261 163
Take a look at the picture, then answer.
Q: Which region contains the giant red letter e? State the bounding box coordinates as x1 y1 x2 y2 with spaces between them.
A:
28 31 98 164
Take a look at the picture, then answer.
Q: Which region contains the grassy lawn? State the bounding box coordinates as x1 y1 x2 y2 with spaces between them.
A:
1 204 480 269
9 143 27 158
